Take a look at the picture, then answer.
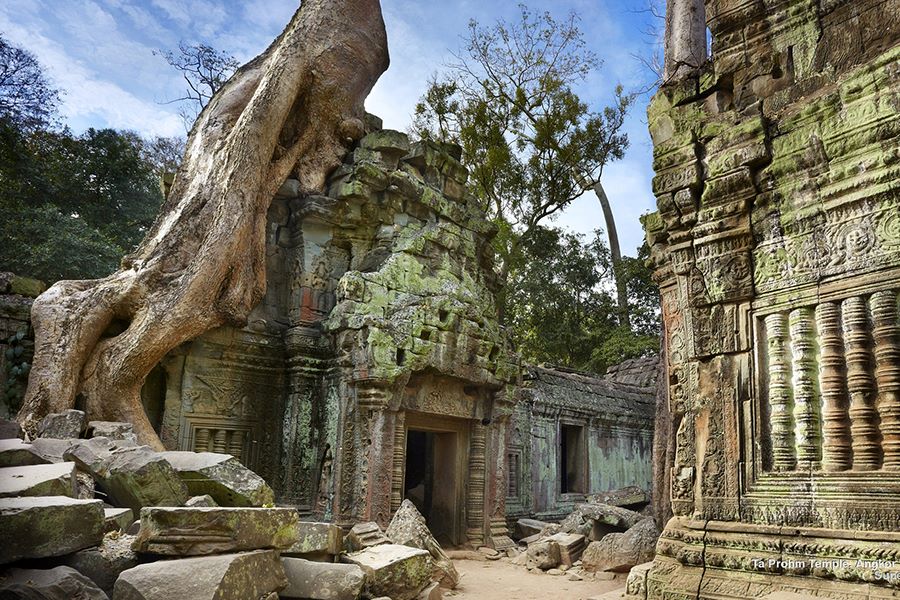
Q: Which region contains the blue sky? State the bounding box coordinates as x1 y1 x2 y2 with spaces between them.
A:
0 0 662 256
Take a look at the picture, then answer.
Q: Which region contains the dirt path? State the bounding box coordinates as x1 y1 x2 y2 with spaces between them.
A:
445 558 626 600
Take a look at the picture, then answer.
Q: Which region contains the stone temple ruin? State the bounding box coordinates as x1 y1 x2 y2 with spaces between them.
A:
641 0 900 597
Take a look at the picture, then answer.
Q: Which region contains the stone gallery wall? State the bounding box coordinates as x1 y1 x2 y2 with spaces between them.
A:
0 274 43 419
507 360 656 524
642 0 900 597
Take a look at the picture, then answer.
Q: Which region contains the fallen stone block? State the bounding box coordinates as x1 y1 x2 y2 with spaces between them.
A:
581 518 660 573
64 532 141 596
31 437 80 463
526 539 561 570
185 494 218 507
0 438 51 467
63 437 137 471
515 517 551 539
586 486 649 508
345 520 389 552
0 566 108 600
36 409 85 439
343 544 432 600
520 533 541 545
0 496 104 564
386 499 459 588
546 532 587 567
558 502 645 540
0 462 77 497
66 443 189 512
624 561 653 599
133 506 299 555
104 507 134 533
0 418 23 439
281 557 365 600
87 421 136 442
284 521 344 560
160 451 274 507
113 549 287 600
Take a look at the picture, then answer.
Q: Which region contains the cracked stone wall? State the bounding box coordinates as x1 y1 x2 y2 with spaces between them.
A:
641 0 900 598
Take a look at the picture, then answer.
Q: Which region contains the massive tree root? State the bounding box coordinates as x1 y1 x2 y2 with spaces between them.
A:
18 0 389 448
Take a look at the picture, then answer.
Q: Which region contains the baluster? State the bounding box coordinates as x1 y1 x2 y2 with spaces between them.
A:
815 302 852 471
228 430 245 461
790 307 821 467
842 296 882 470
871 291 900 469
213 429 228 454
467 422 486 545
765 312 796 470
194 428 210 453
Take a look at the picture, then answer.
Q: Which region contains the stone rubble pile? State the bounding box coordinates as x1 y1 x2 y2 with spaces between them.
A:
507 486 659 584
0 411 453 600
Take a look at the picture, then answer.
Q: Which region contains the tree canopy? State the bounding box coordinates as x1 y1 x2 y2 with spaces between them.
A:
412 5 657 373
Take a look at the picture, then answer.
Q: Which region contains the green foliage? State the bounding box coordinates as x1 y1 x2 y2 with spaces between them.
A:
0 119 166 282
0 35 60 130
3 329 30 413
507 226 657 374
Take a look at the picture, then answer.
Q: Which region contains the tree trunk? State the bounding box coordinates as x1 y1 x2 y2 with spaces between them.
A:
592 180 630 329
17 0 389 448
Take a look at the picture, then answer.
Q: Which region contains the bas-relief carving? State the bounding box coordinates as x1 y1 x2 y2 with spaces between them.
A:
643 0 900 597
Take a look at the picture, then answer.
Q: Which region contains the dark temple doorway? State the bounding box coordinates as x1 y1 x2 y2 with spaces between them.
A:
404 419 464 546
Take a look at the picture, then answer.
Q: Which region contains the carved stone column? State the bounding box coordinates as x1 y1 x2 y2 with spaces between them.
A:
871 291 900 469
765 313 795 470
789 308 821 468
486 405 516 551
466 421 486 547
358 382 395 527
390 410 406 514
815 302 852 471
842 296 881 470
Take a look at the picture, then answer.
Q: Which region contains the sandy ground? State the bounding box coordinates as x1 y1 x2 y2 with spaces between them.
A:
444 558 627 600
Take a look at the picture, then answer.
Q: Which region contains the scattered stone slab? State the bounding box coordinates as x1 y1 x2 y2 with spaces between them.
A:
520 533 541 545
586 486 649 508
386 499 459 588
114 549 287 600
31 437 81 463
160 451 274 507
345 521 389 552
0 566 108 600
417 581 443 600
0 462 77 497
526 539 561 570
64 532 141 596
87 421 136 442
104 507 134 533
36 409 85 439
581 518 660 573
546 532 587 567
558 502 645 540
0 438 51 467
66 442 189 512
133 506 300 555
281 557 365 600
515 518 551 539
284 521 344 560
185 494 218 507
343 543 432 600
0 418 23 439
0 496 104 564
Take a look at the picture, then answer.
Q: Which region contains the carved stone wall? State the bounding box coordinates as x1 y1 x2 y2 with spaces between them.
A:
643 0 900 597
508 361 656 524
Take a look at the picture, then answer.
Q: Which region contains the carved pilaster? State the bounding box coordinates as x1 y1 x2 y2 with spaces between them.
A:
789 308 821 468
765 313 795 470
815 302 852 471
390 411 406 514
871 291 900 469
467 421 486 546
842 296 881 470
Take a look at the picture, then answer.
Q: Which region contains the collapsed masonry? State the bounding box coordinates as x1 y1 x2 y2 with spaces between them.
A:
642 0 900 598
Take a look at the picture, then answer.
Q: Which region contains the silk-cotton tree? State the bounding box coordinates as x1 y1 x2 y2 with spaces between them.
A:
18 0 390 446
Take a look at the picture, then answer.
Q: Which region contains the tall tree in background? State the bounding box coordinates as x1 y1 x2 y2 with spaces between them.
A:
413 5 656 370
0 35 60 130
156 43 240 128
